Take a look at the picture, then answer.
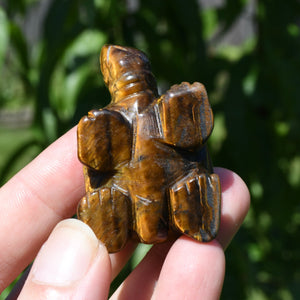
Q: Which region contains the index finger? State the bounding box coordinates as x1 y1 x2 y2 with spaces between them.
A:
0 127 84 291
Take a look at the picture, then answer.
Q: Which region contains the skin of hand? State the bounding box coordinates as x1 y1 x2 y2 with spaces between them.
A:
0 127 250 300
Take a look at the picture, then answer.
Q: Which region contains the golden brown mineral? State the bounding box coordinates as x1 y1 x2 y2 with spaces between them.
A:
77 45 221 253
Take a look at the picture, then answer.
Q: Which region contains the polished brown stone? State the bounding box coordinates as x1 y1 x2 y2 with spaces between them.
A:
77 45 221 253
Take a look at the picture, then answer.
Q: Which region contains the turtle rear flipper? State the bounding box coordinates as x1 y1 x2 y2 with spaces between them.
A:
77 187 130 253
169 170 221 242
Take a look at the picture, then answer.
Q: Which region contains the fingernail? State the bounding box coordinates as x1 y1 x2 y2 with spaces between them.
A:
32 219 101 286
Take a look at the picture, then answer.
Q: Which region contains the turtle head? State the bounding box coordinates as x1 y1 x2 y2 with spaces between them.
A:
100 45 158 103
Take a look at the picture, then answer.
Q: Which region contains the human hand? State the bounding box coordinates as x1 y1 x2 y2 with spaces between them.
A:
0 127 250 299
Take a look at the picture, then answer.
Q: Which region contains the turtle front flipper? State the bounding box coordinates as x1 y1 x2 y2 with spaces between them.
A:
169 170 221 242
155 82 213 150
77 109 132 172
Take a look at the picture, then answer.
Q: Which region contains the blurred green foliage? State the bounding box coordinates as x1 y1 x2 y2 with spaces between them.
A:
0 0 299 299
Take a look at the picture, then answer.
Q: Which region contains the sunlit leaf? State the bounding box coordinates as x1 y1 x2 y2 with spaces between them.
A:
63 30 107 64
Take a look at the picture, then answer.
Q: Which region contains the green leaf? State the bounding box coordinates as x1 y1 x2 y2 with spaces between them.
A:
0 8 9 71
49 30 107 121
9 21 29 72
63 30 107 64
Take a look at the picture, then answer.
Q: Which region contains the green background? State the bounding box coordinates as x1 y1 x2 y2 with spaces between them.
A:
0 0 299 299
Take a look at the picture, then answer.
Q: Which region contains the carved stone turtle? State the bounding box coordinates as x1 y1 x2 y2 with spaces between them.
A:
77 45 221 253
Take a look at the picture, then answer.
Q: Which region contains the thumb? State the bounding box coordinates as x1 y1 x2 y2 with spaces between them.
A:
18 219 111 300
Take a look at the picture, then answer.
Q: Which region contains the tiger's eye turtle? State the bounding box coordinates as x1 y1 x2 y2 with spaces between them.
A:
77 45 221 253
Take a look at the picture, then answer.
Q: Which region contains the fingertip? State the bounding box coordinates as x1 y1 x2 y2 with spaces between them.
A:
18 219 111 300
215 167 248 195
153 236 225 300
75 233 112 300
214 167 251 249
